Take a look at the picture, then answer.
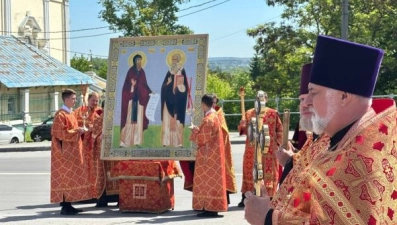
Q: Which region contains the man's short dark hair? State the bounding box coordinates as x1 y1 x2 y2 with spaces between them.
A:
62 89 76 102
88 92 99 100
201 94 214 108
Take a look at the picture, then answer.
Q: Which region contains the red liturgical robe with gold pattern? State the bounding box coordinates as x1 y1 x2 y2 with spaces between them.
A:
271 133 330 224
215 106 237 194
92 112 120 196
74 106 103 199
50 109 91 203
190 111 227 212
241 109 256 193
241 107 283 197
271 98 397 225
90 109 106 198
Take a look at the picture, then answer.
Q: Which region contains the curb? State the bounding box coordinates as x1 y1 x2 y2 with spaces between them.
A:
0 146 51 153
230 140 245 145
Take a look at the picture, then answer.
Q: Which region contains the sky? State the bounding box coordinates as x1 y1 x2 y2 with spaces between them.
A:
69 0 283 59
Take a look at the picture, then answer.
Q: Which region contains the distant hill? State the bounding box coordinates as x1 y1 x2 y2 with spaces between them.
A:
208 57 251 72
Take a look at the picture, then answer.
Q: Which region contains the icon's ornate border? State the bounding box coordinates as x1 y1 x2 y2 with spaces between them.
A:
101 34 208 160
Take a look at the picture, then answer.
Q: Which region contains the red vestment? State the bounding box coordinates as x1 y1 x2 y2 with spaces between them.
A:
50 109 91 203
180 107 237 195
190 111 228 212
215 106 237 194
271 133 330 222
271 99 397 224
241 107 283 197
91 111 120 196
74 106 103 198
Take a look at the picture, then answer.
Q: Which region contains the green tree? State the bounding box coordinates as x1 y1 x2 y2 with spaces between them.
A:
247 22 312 98
206 71 233 99
251 0 397 95
98 0 193 36
71 55 109 80
91 57 108 79
206 68 259 131
249 53 264 80
208 67 233 81
70 54 92 73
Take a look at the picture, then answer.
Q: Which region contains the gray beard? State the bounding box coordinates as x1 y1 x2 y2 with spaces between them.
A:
311 114 329 135
171 63 180 72
299 116 313 132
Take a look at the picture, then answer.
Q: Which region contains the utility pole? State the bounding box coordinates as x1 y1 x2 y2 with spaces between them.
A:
341 0 349 40
89 50 93 69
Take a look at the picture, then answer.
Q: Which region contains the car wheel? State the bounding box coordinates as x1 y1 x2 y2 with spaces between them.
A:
33 134 42 142
10 137 19 144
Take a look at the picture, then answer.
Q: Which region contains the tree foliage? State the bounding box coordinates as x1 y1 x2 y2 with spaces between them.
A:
206 72 233 99
206 68 259 130
251 0 397 95
98 0 193 36
70 55 108 80
249 53 265 80
91 58 108 79
71 55 92 73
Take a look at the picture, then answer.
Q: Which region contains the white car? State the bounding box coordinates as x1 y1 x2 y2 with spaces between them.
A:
0 123 24 144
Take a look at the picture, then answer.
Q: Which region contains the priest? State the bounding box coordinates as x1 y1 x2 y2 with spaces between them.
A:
190 94 228 217
245 35 397 225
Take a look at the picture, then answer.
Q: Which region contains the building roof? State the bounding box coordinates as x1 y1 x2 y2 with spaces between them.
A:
0 36 94 88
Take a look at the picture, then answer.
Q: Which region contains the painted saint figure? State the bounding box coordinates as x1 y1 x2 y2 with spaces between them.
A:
161 52 188 147
120 54 152 147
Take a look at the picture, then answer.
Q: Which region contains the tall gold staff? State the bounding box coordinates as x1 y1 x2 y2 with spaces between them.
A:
282 109 290 149
249 94 271 196
238 86 247 135
79 81 89 131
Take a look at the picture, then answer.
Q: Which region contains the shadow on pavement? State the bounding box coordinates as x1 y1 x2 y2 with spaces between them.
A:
0 204 216 224
16 203 58 210
134 211 225 224
133 206 243 224
227 206 244 212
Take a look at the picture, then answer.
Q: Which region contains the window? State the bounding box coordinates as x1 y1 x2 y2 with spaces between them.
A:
7 97 15 114
44 118 54 125
0 125 12 131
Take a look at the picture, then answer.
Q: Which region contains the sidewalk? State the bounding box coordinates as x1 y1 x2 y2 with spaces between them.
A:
0 141 51 152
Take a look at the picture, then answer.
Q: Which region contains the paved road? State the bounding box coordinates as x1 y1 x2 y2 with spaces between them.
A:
0 132 294 224
0 141 248 224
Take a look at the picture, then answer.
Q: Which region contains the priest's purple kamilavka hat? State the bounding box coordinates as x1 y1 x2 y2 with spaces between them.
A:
310 35 384 97
300 63 312 95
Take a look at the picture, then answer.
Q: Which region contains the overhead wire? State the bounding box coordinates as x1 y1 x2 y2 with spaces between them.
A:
51 32 117 40
210 15 282 42
49 47 108 58
0 0 230 34
179 0 231 18
13 0 278 57
179 0 219 12
47 13 282 58
0 1 231 40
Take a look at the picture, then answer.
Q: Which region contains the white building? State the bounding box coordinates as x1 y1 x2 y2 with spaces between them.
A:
0 0 71 65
